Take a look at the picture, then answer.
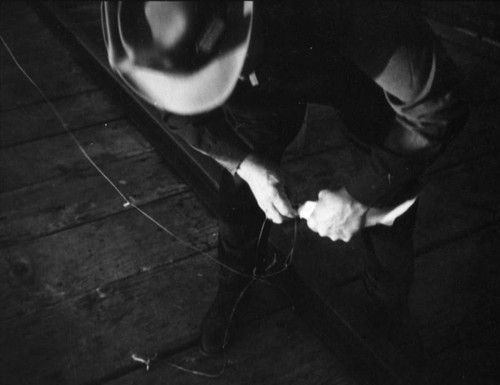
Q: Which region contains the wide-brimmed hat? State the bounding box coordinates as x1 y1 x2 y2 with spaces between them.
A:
102 1 254 115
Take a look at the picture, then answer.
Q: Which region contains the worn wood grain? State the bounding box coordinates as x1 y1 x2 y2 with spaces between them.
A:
0 0 35 20
0 191 218 306
0 90 123 147
0 119 153 192
0 254 218 385
0 45 99 111
0 11 73 62
0 153 190 247
103 309 361 385
58 1 101 24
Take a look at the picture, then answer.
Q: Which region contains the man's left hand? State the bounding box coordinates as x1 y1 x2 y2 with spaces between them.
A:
306 188 369 242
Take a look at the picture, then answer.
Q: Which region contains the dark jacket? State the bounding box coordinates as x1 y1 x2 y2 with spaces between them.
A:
163 1 467 207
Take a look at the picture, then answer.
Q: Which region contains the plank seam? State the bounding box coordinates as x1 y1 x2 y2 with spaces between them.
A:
0 189 201 251
0 116 125 150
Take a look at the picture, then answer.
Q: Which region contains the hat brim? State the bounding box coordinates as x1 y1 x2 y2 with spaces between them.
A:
102 2 253 115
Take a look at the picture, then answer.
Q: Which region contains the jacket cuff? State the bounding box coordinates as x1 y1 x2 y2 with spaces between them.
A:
344 166 394 208
217 148 250 176
344 146 423 208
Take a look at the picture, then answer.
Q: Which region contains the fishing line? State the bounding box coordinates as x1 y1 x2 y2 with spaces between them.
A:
1 34 298 377
0 34 250 279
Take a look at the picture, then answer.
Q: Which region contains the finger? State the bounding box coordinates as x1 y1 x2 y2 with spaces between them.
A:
273 190 297 218
326 227 341 242
318 189 329 199
328 234 339 242
306 216 317 231
264 205 283 224
317 222 332 237
337 230 351 243
318 228 329 237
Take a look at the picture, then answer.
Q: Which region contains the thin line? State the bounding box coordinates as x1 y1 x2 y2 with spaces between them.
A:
0 34 250 279
1 34 301 379
1 35 130 204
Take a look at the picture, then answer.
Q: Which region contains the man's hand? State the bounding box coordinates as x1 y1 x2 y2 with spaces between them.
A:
306 188 368 242
236 154 296 224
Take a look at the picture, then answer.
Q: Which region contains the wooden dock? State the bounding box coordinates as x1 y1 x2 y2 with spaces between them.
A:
1 2 499 384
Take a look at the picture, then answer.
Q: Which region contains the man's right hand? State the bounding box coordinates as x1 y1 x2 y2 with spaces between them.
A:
236 154 297 224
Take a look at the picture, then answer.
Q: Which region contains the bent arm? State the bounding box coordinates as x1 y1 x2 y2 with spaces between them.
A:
340 3 468 207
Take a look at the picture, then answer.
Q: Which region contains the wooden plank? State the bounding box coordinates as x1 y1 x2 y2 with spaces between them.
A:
0 44 99 111
74 19 105 49
57 1 101 25
35 0 223 213
103 310 362 385
0 9 73 62
0 118 153 192
0 191 217 305
0 249 299 384
0 3 101 110
0 90 124 147
0 0 36 20
0 254 218 385
0 152 190 247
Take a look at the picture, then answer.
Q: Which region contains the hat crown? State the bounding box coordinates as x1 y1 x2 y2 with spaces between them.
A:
144 2 197 51
102 1 253 114
120 1 229 72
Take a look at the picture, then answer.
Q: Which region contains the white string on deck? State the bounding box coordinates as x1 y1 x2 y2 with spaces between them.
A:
0 34 298 378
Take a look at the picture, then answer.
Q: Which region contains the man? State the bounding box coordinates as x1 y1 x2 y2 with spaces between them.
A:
102 1 467 356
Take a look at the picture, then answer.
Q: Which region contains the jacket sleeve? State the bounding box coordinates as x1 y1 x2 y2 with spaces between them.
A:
162 106 252 175
340 3 468 207
163 81 306 175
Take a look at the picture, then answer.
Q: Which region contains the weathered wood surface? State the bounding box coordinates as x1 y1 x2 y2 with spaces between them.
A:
104 310 363 385
1 192 217 304
1 4 220 384
0 254 218 385
0 119 153 192
0 153 189 247
0 46 99 110
0 4 363 385
0 10 74 62
0 90 123 147
2 1 499 384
